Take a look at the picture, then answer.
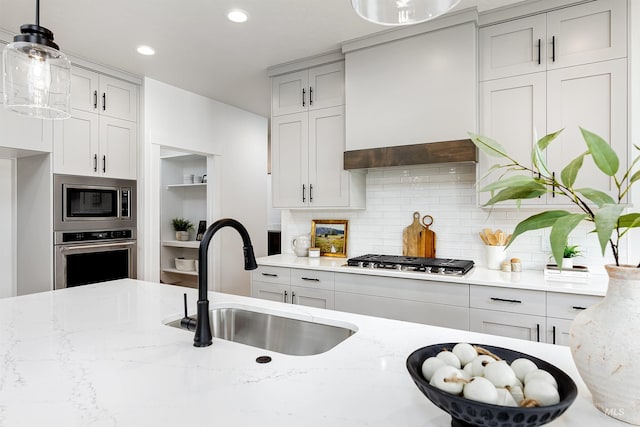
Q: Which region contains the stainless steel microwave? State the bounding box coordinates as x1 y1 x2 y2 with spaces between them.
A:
54 174 136 231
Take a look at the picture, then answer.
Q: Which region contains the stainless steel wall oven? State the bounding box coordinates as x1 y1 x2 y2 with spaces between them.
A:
54 174 137 289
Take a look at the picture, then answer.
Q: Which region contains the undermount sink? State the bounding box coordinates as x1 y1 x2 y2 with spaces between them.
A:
166 306 356 356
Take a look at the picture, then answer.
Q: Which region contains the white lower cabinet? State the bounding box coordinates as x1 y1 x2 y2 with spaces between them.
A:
545 292 603 346
252 267 335 309
334 273 469 330
470 308 546 343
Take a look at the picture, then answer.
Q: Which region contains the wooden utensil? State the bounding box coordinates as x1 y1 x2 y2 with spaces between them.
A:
421 215 436 258
403 212 426 256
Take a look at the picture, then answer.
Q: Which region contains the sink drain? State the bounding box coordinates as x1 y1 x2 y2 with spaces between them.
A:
255 355 272 364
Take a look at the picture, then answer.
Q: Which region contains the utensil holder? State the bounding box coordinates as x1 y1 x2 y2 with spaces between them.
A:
486 245 506 270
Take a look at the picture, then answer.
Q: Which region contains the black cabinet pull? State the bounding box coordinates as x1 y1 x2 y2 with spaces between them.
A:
309 86 313 105
261 273 278 277
537 38 541 65
536 323 540 342
572 306 587 310
102 155 106 173
552 35 556 62
490 297 522 304
291 291 296 303
93 90 98 109
302 184 306 203
309 184 313 202
552 326 556 344
102 92 106 111
302 88 306 107
93 154 98 172
302 277 320 282
283 290 288 303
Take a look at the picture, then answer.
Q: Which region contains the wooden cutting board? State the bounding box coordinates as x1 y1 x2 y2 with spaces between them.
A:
402 212 426 257
421 215 436 258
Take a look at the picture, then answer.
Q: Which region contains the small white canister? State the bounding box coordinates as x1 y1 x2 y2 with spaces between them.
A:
308 247 320 258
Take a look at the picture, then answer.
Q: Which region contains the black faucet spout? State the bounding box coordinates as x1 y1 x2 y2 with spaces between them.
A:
194 218 258 347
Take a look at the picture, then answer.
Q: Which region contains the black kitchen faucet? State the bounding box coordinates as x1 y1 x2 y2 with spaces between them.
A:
189 218 258 347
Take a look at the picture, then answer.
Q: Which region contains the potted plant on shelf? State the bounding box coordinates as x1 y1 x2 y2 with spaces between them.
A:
171 217 193 241
469 127 640 425
561 244 582 269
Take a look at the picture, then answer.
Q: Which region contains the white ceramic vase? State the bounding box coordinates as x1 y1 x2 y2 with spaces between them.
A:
570 264 640 425
562 257 574 269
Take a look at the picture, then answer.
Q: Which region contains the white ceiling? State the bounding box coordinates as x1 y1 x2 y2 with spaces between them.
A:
1 0 525 117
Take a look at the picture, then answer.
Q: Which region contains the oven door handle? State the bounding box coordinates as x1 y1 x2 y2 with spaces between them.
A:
60 241 136 251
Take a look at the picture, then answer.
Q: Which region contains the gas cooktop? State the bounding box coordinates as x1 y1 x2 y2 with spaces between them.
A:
346 254 474 275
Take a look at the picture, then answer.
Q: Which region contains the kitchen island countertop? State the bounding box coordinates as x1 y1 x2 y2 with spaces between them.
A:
0 279 621 426
257 254 608 296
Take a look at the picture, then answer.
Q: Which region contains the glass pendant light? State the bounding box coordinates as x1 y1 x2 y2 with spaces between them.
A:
351 0 462 26
2 0 71 119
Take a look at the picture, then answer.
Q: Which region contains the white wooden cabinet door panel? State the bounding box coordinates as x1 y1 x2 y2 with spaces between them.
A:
470 285 545 316
546 58 627 202
271 113 308 207
53 111 99 176
470 308 546 342
478 72 546 205
99 75 138 122
271 70 308 116
547 317 573 346
252 266 291 285
99 117 137 179
290 268 334 291
479 14 546 81
335 291 469 330
308 62 344 110
546 0 627 70
70 67 100 113
292 286 334 309
252 281 289 303
546 292 602 319
308 106 348 207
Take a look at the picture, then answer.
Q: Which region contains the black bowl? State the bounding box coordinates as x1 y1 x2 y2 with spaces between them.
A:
406 343 577 427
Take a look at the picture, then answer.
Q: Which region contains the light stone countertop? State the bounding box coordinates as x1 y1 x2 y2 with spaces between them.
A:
256 254 609 296
0 279 622 426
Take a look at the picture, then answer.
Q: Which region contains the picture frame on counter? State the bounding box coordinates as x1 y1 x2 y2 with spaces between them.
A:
196 220 206 241
311 219 348 257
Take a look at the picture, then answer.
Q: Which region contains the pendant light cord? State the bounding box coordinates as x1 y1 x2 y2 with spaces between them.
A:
35 0 40 26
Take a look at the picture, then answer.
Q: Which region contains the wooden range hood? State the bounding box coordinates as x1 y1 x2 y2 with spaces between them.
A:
343 139 477 170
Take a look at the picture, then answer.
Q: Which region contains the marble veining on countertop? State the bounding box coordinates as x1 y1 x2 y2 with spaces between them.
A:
256 254 608 296
0 279 623 426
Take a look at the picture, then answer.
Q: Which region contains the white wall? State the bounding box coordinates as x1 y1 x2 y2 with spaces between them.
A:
282 163 623 275
0 159 16 298
143 78 268 296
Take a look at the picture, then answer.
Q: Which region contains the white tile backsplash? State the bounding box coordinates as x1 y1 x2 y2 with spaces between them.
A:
281 164 624 273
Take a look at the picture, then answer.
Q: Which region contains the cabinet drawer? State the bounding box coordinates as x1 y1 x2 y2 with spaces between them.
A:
546 292 603 319
470 285 545 316
252 266 290 285
335 273 469 307
291 269 334 290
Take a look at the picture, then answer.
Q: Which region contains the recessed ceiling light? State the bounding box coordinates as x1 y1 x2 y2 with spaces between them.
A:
227 9 249 23
137 45 155 56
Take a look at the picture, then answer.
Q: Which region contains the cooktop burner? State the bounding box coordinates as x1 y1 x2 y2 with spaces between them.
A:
346 254 474 275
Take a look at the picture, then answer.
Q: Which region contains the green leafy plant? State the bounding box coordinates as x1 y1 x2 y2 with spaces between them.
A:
563 244 582 259
469 127 640 268
171 217 194 232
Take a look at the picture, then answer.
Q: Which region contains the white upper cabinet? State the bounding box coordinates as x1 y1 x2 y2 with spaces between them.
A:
546 58 627 203
271 62 344 116
345 21 477 150
478 72 547 206
54 66 138 179
480 0 626 81
70 67 138 122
